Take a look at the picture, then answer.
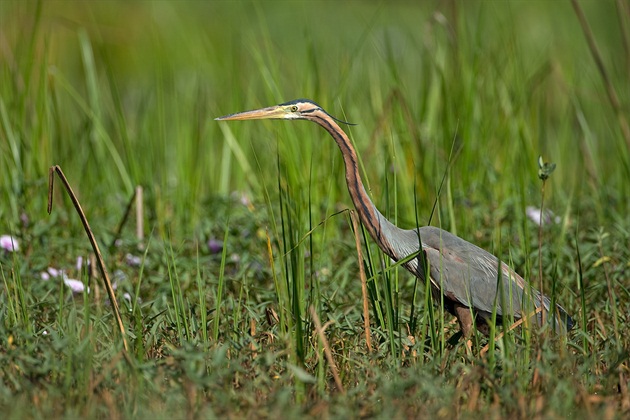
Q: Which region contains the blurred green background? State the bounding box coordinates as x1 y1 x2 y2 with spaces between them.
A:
1 1 627 237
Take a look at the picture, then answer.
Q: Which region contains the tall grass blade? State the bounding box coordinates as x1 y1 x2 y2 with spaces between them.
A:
212 222 230 342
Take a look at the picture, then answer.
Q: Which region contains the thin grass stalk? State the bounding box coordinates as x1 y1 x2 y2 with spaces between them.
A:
363 170 399 354
505 252 519 356
212 223 230 343
537 156 556 328
283 181 306 364
305 156 315 347
277 157 293 336
361 227 387 331
13 265 30 333
49 70 132 192
350 211 373 352
387 136 403 355
56 268 65 335
571 0 630 150
538 177 547 327
81 273 92 362
195 245 208 346
427 134 460 353
598 234 620 345
131 235 151 315
616 0 630 76
446 173 457 237
486 256 501 367
217 124 260 192
131 303 145 361
410 183 424 357
0 97 22 220
19 0 43 122
424 261 438 354
78 29 102 150
108 188 137 251
173 247 192 342
380 253 397 357
480 307 543 357
254 148 289 335
409 276 422 358
575 235 588 355
309 306 344 394
436 223 446 354
219 127 233 195
135 186 144 243
550 259 559 334
48 165 128 352
165 245 183 343
0 266 18 328
277 154 306 402
232 282 245 344
265 229 287 335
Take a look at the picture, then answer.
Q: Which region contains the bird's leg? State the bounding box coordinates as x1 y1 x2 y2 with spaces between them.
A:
453 303 474 338
453 303 475 353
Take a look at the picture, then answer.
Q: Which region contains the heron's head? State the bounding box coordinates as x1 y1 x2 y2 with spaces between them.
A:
215 99 321 122
215 99 354 125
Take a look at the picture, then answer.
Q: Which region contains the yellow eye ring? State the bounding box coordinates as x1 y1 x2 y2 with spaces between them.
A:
290 105 298 112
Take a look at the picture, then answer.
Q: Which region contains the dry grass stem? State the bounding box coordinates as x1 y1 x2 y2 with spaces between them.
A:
350 211 373 353
480 307 543 356
310 305 345 394
48 165 129 353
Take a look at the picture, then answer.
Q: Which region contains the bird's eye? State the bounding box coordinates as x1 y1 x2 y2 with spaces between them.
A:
290 105 298 112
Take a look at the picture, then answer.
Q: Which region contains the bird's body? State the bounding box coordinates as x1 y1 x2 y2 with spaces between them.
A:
216 99 573 337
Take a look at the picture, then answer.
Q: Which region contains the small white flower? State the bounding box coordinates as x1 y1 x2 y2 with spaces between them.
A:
76 256 83 271
526 206 560 226
0 235 19 252
42 267 89 293
232 191 253 209
125 253 142 267
63 277 88 293
42 267 64 281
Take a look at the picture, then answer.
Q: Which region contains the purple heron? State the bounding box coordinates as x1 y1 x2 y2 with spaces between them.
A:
216 99 574 338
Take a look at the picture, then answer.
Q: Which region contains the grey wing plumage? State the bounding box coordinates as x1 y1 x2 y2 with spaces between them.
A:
409 226 573 332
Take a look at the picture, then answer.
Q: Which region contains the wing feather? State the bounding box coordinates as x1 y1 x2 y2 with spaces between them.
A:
396 226 572 332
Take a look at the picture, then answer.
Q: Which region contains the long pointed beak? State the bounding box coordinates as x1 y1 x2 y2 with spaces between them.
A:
215 105 286 121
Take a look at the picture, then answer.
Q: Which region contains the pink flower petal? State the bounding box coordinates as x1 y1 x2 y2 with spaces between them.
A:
0 235 19 252
63 278 88 293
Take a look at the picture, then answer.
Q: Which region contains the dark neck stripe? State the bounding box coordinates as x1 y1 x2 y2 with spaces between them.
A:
307 111 393 254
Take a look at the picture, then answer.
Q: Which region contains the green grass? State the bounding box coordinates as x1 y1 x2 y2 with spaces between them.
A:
1 0 630 417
